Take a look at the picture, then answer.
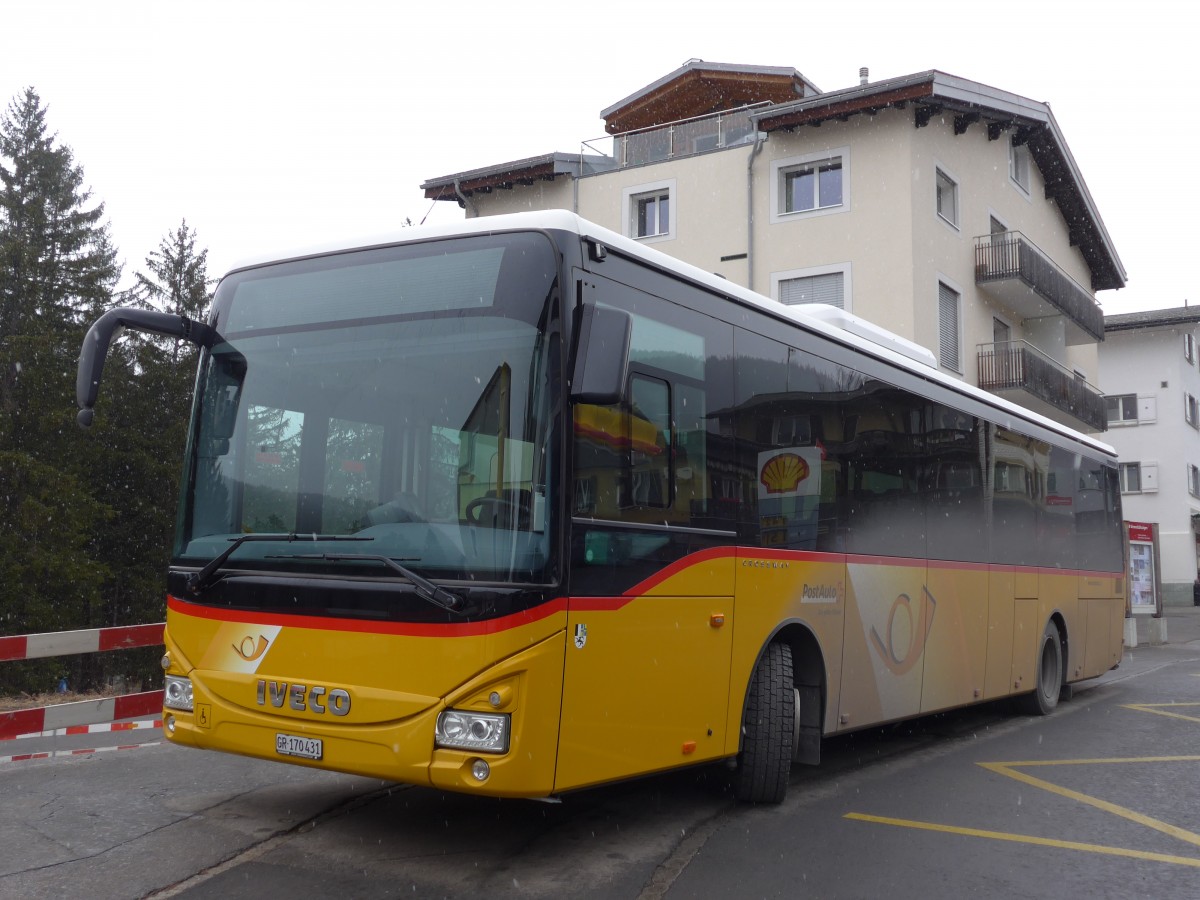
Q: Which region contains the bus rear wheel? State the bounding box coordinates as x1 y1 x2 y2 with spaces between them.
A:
1018 622 1063 716
733 641 795 804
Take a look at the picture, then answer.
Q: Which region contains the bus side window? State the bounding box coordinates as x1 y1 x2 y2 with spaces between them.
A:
623 375 672 509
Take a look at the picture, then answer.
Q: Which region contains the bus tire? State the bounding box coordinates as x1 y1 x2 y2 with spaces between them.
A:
1018 622 1063 716
733 641 795 804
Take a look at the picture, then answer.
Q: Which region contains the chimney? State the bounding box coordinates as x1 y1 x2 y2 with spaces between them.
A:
859 67 869 86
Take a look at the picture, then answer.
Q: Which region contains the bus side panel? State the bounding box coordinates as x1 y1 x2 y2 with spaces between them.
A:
984 566 1016 699
837 559 928 732
723 552 847 755
1011 596 1040 695
555 558 735 793
1042 572 1081 680
920 564 989 714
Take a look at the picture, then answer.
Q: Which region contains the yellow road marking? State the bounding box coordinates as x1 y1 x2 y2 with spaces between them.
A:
979 758 1200 851
1122 702 1200 724
849 756 1200 866
845 813 1200 868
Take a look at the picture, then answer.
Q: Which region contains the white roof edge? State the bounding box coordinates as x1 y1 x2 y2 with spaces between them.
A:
221 210 1114 457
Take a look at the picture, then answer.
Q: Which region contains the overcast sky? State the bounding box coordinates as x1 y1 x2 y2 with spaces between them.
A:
2 1 1193 314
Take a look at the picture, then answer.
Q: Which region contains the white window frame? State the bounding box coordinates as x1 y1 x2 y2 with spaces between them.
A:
1187 392 1199 429
1189 463 1200 499
1009 139 1031 196
770 147 850 224
1185 332 1196 365
935 165 959 230
771 262 853 312
1106 393 1140 426
937 275 964 375
622 179 676 244
1119 462 1142 493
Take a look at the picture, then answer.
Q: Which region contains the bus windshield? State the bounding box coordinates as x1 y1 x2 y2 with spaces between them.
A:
175 231 560 586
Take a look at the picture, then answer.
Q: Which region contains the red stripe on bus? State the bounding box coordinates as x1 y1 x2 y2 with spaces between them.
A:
167 595 570 638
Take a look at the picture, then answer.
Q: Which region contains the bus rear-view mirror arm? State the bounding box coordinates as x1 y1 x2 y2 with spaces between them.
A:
76 307 218 428
569 303 631 406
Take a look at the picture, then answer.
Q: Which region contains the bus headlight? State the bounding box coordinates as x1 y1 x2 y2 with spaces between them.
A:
164 675 194 712
435 710 510 753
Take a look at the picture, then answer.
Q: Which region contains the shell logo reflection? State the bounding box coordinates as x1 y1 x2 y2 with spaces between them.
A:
759 452 810 494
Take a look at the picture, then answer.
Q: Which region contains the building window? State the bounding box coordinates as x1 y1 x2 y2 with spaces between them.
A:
938 281 961 373
1010 140 1031 194
1189 464 1200 498
1106 393 1139 425
770 148 850 223
782 157 843 213
936 168 958 228
1188 393 1199 428
1119 462 1141 493
622 179 676 243
1185 333 1196 365
778 270 846 309
634 191 669 238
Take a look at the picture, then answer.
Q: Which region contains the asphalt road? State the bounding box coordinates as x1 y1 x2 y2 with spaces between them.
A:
2 608 1198 899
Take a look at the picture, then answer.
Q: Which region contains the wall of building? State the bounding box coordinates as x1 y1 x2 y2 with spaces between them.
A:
1100 325 1200 604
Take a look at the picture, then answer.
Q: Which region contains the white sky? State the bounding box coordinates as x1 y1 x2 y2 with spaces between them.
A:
2 0 1194 314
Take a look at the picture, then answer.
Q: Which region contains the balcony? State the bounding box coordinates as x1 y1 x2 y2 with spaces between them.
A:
974 232 1104 345
977 340 1107 432
595 105 766 168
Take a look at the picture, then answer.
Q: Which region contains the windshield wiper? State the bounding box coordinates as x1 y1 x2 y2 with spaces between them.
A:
272 553 466 614
187 533 373 595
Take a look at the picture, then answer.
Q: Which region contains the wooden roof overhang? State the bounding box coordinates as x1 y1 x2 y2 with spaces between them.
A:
602 65 810 135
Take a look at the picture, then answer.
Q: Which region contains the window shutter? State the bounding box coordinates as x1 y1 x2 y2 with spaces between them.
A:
780 272 844 309
1142 462 1159 492
1138 395 1157 423
938 282 960 371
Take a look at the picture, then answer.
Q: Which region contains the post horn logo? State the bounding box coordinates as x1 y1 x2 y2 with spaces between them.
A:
233 634 270 662
869 586 937 676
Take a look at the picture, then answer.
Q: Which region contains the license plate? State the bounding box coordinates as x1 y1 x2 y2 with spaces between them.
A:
275 733 323 760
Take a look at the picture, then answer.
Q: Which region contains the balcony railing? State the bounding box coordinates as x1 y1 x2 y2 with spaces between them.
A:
599 105 767 168
977 340 1107 432
974 232 1103 343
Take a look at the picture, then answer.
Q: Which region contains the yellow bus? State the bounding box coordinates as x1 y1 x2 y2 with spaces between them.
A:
76 211 1125 803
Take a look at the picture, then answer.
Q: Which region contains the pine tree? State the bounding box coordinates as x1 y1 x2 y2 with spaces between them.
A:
0 88 119 693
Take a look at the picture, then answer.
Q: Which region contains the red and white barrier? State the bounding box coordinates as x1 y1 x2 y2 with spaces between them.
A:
0 622 164 662
0 742 161 764
13 718 162 740
0 690 164 741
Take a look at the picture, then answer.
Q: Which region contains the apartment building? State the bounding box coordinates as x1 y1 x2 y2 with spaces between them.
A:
1099 307 1200 606
422 60 1126 433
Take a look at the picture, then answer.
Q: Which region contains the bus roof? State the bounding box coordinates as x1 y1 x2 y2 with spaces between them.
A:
223 210 1115 458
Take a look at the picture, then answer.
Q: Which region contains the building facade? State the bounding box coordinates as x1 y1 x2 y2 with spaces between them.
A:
422 61 1126 433
1100 308 1200 606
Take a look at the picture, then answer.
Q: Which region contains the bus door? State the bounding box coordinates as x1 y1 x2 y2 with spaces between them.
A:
835 385 928 729
557 279 736 792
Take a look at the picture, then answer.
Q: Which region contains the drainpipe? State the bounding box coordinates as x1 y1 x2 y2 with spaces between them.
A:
453 178 477 218
746 129 766 292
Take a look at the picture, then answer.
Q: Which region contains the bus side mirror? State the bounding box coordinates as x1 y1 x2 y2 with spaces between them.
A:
570 304 631 406
76 307 217 427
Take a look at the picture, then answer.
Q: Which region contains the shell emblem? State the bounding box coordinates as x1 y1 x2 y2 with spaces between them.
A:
760 452 810 494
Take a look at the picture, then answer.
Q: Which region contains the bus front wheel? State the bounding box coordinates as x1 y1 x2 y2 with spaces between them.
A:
733 641 795 803
1018 622 1063 716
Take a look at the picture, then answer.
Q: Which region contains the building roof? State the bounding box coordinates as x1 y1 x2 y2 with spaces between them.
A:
599 60 820 134
1105 306 1200 332
749 70 1126 292
420 152 615 203
420 65 1125 293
